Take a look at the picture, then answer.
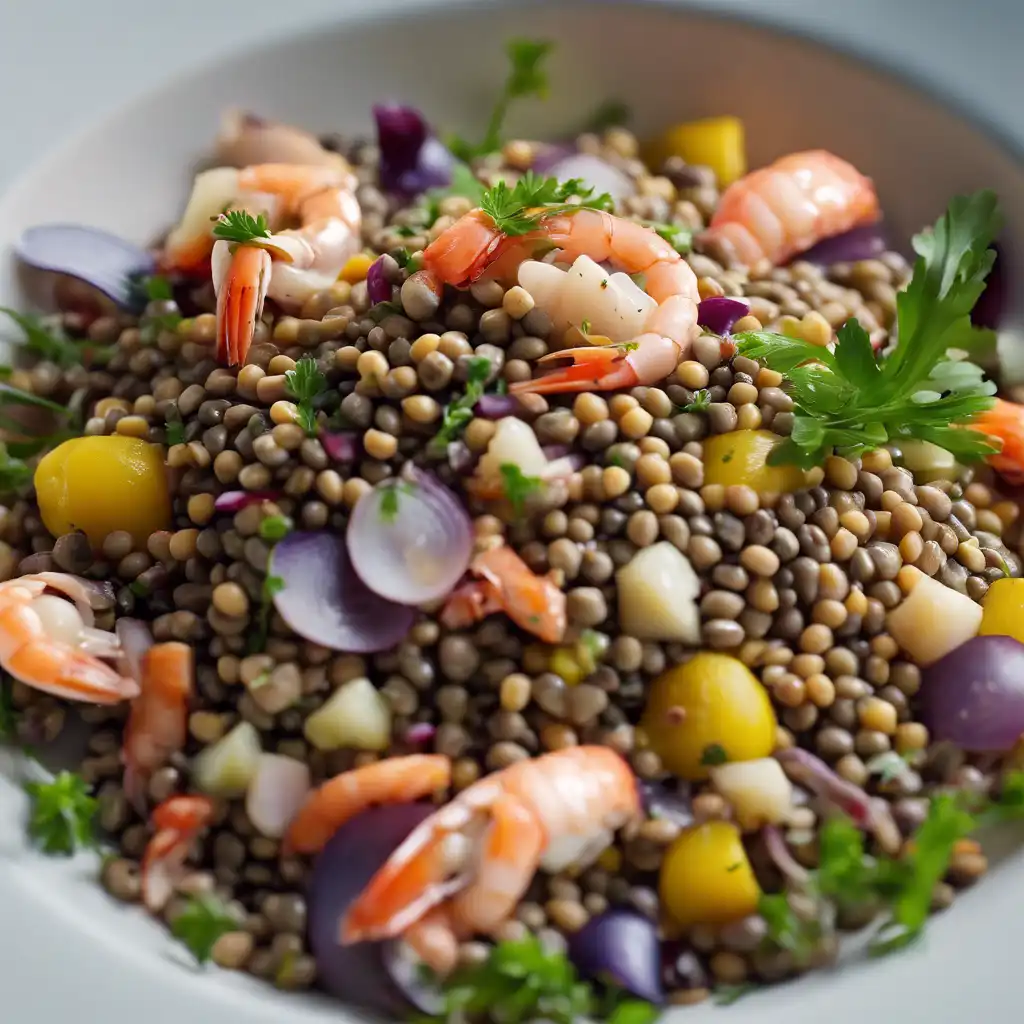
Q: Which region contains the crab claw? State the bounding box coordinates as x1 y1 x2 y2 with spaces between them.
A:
213 241 272 367
508 345 640 395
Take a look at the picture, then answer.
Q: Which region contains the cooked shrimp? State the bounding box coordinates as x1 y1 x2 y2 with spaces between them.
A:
0 576 136 704
163 162 362 365
214 109 347 169
284 754 452 856
422 207 700 394
341 746 641 974
441 543 566 644
141 794 215 912
122 642 193 813
972 398 1024 483
698 149 880 267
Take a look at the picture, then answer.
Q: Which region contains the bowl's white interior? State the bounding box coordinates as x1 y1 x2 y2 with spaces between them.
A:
1 2 1021 1022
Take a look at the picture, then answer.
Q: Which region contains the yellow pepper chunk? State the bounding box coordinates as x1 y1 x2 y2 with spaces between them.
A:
640 653 777 780
340 253 375 284
979 577 1024 643
645 116 746 187
34 436 172 548
660 821 761 929
703 429 806 495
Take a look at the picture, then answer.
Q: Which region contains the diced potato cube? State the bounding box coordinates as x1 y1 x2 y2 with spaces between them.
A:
193 721 262 797
710 758 794 831
887 572 983 665
304 677 392 752
617 541 700 642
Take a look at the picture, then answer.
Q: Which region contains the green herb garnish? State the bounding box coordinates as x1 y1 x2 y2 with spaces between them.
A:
165 409 186 447
24 770 97 855
142 275 174 301
480 172 614 237
259 514 293 542
428 356 495 454
736 190 1002 468
379 480 415 524
758 892 821 965
170 893 240 965
865 750 914 785
700 743 728 766
285 356 327 436
449 39 553 161
680 388 711 414
249 574 285 655
646 221 693 255
211 209 271 246
0 307 87 368
499 463 543 518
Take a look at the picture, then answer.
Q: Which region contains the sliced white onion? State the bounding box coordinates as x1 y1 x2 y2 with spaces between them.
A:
347 471 473 606
245 754 312 838
476 416 549 480
544 153 636 204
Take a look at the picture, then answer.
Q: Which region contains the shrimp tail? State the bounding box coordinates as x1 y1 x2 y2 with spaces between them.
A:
509 346 639 396
5 639 139 704
214 242 272 366
141 795 215 912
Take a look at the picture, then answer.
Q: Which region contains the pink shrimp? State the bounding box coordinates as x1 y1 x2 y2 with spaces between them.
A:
140 794 215 913
420 207 700 395
0 575 136 704
284 754 452 857
340 747 641 974
122 641 193 813
441 543 566 644
698 149 880 267
162 162 362 366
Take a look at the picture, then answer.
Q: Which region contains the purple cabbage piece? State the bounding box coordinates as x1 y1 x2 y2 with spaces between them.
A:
365 256 393 305
374 104 456 195
697 296 750 336
794 222 888 266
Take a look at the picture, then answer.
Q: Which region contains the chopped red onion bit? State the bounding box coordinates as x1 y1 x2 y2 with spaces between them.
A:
213 490 283 513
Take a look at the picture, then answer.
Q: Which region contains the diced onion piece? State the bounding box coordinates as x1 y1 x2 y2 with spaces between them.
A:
304 677 392 752
246 754 312 838
476 417 549 481
709 758 794 831
616 542 700 642
542 153 636 204
898 440 958 482
193 721 262 797
886 571 983 665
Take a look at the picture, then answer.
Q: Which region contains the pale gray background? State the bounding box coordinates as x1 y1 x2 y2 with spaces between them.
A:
0 0 1021 194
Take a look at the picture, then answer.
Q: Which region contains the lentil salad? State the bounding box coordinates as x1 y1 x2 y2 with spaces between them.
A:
2 37 1024 1022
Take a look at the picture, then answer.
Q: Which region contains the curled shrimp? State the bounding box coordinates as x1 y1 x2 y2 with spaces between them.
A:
441 542 566 644
698 149 880 267
420 207 700 394
141 794 215 912
122 641 193 813
0 574 136 704
284 754 452 857
163 162 362 366
340 746 641 974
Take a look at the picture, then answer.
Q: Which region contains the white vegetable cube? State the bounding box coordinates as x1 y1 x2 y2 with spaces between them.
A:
193 721 262 797
886 571 983 666
616 541 701 642
710 758 794 831
304 676 392 751
245 754 311 838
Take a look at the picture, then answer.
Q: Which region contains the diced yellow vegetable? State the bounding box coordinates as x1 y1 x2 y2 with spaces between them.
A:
640 653 777 781
340 252 375 283
193 721 262 797
709 758 794 831
702 430 806 495
979 577 1024 643
644 116 746 187
660 821 761 929
616 541 701 642
886 571 983 665
34 435 172 548
304 677 392 751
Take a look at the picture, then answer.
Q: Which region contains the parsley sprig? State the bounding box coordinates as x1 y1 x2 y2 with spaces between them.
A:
449 39 553 161
171 893 241 965
499 463 543 518
480 172 614 237
424 935 657 1024
736 190 1002 468
428 356 496 455
285 356 327 436
211 210 271 246
24 770 97 856
0 382 78 494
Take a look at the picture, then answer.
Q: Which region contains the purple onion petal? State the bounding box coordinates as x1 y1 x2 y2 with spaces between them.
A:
762 824 810 885
447 440 473 474
366 256 393 306
568 909 665 1004
697 296 750 336
531 142 578 174
16 224 156 310
374 103 455 195
403 723 437 746
473 393 523 419
541 152 636 204
321 431 359 463
794 222 888 266
213 490 282 513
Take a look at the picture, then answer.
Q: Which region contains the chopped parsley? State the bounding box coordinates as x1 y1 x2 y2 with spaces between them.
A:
480 172 614 237
736 190 1002 468
24 770 98 856
170 893 241 965
258 514 293 542
700 743 728 766
646 221 693 255
211 209 271 246
499 463 543 518
680 388 711 414
379 480 415 523
428 356 496 455
285 356 327 436
865 750 914 785
165 408 186 447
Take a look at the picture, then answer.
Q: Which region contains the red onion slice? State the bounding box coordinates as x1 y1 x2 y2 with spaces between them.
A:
474 393 523 420
366 256 393 306
213 490 282 513
321 432 359 463
793 223 888 266
270 531 414 653
698 296 750 335
347 472 473 605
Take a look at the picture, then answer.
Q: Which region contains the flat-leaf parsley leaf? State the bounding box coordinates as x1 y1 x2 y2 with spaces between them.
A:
171 893 241 964
211 209 272 246
24 770 98 855
480 172 614 237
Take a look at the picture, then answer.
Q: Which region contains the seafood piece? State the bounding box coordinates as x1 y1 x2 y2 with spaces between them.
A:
163 162 362 365
974 397 1024 483
441 543 567 644
0 575 136 704
698 149 880 267
214 109 345 169
284 754 452 856
341 746 641 973
122 642 194 812
141 795 215 912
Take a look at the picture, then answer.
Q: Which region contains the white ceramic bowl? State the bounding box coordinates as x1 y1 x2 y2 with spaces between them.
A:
1 3 1022 1023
